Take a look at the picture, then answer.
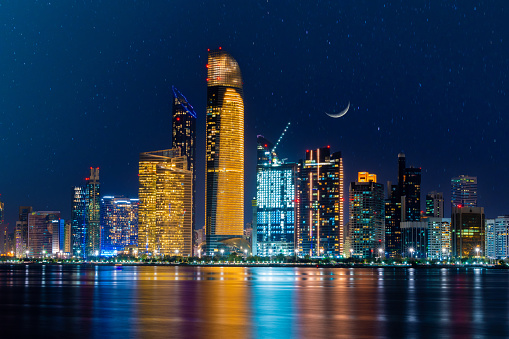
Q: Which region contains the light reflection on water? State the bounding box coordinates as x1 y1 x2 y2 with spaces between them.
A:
0 265 508 338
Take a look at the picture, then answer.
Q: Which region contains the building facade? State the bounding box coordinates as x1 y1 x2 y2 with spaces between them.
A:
298 146 344 257
71 185 86 257
172 86 197 232
426 191 444 218
28 211 62 258
85 168 101 257
349 172 385 259
255 135 297 256
15 206 32 258
138 149 193 256
451 206 485 257
427 217 451 259
100 196 139 255
451 175 477 208
205 49 244 254
485 216 509 259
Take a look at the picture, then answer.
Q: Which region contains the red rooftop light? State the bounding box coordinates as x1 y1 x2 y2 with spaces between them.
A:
207 48 210 52
206 64 209 68
219 46 222 50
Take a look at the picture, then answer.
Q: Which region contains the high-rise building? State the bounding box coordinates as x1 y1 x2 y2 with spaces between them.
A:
205 48 244 254
255 135 297 257
172 86 197 232
138 149 193 256
485 216 509 259
349 172 385 259
85 168 101 256
0 198 4 225
451 175 477 208
71 186 86 257
64 221 72 253
28 211 62 258
426 191 444 218
427 217 451 259
385 153 421 257
298 146 344 257
451 206 485 257
15 206 32 258
101 196 139 255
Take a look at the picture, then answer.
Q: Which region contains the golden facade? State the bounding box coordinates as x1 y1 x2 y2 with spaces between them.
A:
206 49 244 250
138 149 193 256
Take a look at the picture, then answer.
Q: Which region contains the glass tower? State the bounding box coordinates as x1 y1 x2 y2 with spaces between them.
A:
101 196 139 255
85 168 101 257
27 211 62 258
138 149 193 256
205 49 244 254
451 175 477 208
298 146 344 257
255 135 297 256
15 206 32 258
349 172 385 259
71 186 86 257
172 86 197 232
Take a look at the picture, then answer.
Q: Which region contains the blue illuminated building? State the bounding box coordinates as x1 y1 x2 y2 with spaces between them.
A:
100 196 139 256
255 133 297 256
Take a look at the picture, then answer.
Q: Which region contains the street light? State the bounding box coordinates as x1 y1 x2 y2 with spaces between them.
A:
320 248 324 257
475 246 480 258
409 247 414 259
349 248 353 258
175 249 180 256
198 249 201 259
25 250 29 259
378 248 383 259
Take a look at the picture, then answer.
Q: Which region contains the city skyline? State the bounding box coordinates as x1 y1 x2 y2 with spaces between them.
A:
2 2 509 230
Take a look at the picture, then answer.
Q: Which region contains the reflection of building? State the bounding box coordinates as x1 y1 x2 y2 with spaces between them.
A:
298 146 344 257
426 191 444 218
349 172 385 259
485 216 509 259
28 211 63 258
451 206 485 257
101 196 139 255
451 175 477 208
172 86 197 232
15 206 32 258
255 135 297 257
205 49 244 254
138 149 193 256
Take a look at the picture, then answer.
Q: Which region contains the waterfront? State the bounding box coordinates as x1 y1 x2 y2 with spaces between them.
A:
1 266 508 338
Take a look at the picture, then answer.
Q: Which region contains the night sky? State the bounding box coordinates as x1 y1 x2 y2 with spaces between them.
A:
2 1 508 230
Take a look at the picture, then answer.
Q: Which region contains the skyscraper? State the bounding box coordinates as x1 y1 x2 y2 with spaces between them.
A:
138 149 193 256
101 196 139 255
85 168 100 257
172 86 197 232
451 206 485 257
71 185 86 257
349 172 385 259
485 216 509 259
426 191 444 218
298 146 344 256
205 48 244 254
27 211 62 258
451 175 477 208
15 206 32 258
255 135 297 256
385 153 422 257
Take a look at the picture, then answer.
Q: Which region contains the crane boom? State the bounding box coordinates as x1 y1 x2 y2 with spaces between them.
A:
271 121 291 155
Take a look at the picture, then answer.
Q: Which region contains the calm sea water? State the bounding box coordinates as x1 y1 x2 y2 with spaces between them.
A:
0 265 508 338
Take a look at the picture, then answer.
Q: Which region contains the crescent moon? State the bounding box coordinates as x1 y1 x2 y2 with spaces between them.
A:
325 102 350 118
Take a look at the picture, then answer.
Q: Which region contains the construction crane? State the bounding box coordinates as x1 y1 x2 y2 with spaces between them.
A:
271 121 291 156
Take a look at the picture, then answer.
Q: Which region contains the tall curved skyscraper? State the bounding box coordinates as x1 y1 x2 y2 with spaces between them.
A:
205 49 244 254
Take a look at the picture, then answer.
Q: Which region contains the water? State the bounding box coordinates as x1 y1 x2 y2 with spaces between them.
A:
0 265 508 338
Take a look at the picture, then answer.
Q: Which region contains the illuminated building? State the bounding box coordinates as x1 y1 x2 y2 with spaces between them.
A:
427 217 451 259
15 206 32 258
451 206 485 257
0 198 3 225
451 175 477 208
28 211 63 258
255 135 297 256
64 221 71 253
172 86 197 232
385 153 421 257
485 216 509 259
349 172 385 259
401 221 428 258
205 48 244 253
85 167 101 256
138 149 193 256
101 196 139 255
426 191 444 218
298 146 344 257
71 185 86 256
